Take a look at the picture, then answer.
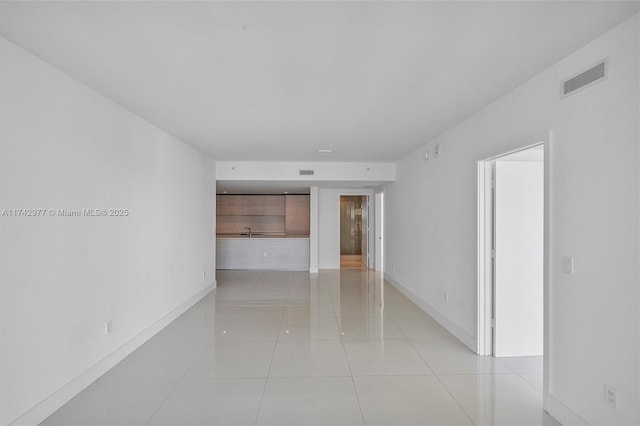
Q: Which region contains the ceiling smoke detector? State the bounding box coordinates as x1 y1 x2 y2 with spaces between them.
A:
317 149 333 155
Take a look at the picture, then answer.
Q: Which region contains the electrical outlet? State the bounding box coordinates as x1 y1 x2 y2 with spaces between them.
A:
263 251 268 258
562 256 575 274
444 292 449 303
605 385 620 409
104 320 112 336
202 270 206 279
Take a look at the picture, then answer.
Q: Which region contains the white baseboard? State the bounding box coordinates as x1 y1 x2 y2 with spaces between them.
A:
10 283 216 426
384 273 477 352
547 395 590 426
309 267 319 273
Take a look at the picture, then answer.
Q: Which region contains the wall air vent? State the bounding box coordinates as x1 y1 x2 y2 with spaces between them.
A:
562 59 607 97
299 169 315 176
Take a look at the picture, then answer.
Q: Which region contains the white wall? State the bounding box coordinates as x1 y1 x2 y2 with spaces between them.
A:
384 14 639 425
216 161 395 183
0 37 216 425
318 188 375 269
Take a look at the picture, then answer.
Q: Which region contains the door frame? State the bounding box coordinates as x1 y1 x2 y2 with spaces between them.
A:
374 191 384 272
338 193 374 269
362 194 374 269
360 195 370 268
476 131 552 410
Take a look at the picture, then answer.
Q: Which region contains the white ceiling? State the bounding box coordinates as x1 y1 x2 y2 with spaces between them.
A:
0 1 638 162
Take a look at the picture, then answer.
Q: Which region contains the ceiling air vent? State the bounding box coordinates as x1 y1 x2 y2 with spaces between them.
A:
299 169 315 176
562 59 607 97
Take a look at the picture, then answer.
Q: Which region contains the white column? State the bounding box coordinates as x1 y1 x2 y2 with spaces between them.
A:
309 186 319 273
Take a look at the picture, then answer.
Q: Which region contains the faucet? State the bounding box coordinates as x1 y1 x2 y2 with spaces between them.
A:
244 227 252 238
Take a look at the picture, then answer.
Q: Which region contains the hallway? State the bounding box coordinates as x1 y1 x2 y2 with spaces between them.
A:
43 270 557 425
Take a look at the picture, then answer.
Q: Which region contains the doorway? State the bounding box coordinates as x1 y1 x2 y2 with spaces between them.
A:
477 140 548 362
340 195 369 269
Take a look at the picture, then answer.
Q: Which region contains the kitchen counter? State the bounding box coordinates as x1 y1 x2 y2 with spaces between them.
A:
216 236 309 270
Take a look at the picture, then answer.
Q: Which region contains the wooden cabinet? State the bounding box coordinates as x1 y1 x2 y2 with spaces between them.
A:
219 195 243 216
216 194 309 236
264 195 285 215
285 195 310 235
242 195 264 215
218 195 288 216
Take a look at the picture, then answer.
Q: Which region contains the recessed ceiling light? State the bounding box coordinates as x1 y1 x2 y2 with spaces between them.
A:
317 149 333 154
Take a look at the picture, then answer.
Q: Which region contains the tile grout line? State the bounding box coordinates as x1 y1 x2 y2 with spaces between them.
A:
340 334 368 426
331 270 367 425
143 332 213 425
431 373 477 426
143 377 184 425
493 356 549 394
406 339 477 426
253 272 289 426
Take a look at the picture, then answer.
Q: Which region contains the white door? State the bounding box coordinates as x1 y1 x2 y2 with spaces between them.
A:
494 160 544 357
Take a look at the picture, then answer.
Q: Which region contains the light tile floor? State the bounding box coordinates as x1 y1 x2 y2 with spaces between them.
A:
42 270 559 426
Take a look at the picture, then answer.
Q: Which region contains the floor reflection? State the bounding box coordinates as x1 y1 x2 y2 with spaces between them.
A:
42 270 557 426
